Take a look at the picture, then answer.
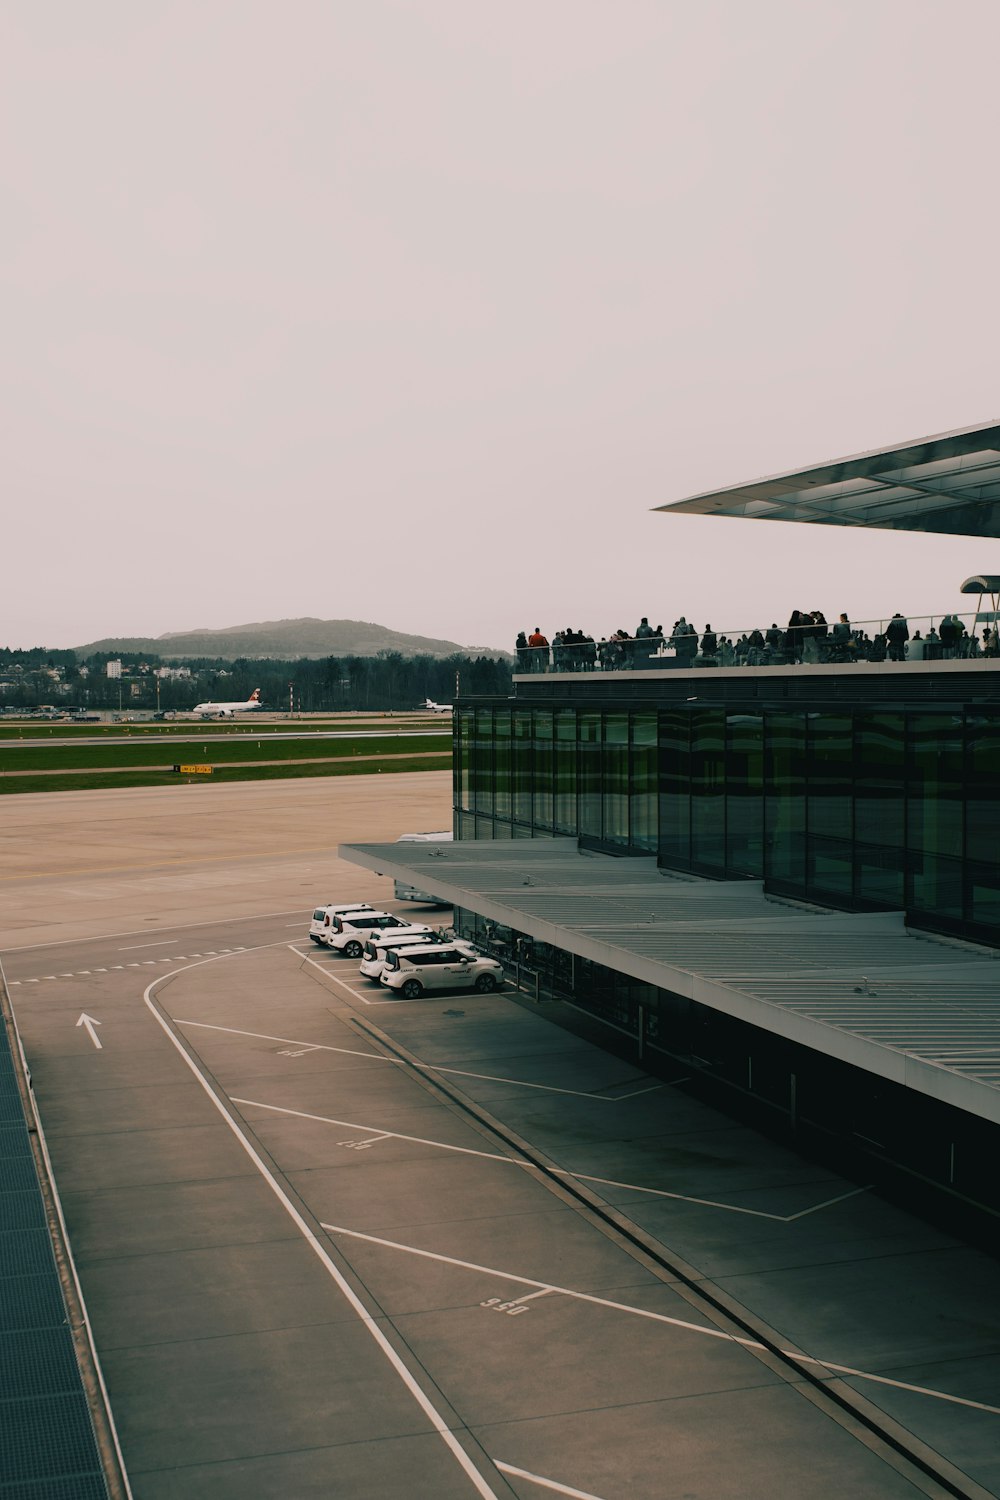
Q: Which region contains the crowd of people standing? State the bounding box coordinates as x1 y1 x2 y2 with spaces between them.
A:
515 609 995 672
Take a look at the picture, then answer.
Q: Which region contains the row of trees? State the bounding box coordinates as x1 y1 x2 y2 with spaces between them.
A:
0 648 512 712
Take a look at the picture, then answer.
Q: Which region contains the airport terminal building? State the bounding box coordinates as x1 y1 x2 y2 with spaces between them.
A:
344 422 1000 1237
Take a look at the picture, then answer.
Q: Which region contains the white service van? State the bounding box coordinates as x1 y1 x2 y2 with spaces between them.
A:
325 911 430 957
308 903 374 943
380 942 503 999
392 831 453 904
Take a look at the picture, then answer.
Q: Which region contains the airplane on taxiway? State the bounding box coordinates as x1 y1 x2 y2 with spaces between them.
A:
191 688 264 718
423 698 453 713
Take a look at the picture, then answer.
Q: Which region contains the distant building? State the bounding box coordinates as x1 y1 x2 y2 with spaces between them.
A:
105 660 122 680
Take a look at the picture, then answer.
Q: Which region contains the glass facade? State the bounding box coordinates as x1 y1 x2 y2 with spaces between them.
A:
457 698 1000 945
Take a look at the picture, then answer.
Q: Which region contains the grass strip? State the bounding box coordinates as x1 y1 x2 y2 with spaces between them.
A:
0 754 452 795
0 732 450 773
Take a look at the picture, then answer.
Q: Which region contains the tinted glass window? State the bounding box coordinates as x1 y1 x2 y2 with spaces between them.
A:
474 707 493 815
554 709 577 835
725 712 762 876
533 710 553 830
765 710 805 885
494 708 512 821
578 712 602 838
630 713 657 853
690 708 725 871
658 709 690 867
966 712 1000 865
513 710 532 824
907 713 962 857
603 713 629 847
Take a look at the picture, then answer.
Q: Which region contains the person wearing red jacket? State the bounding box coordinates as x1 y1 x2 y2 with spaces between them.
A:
527 626 549 672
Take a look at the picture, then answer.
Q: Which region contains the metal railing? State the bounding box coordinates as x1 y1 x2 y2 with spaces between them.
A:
514 610 999 674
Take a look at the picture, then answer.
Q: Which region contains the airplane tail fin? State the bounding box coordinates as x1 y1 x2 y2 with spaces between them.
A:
248 689 261 703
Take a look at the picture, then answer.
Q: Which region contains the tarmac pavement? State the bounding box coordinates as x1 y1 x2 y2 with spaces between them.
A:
2 774 999 1499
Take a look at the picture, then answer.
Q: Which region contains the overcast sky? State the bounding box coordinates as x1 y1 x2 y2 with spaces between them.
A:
4 0 999 653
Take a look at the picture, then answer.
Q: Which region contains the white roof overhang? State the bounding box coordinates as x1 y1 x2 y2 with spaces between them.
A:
656 420 1000 538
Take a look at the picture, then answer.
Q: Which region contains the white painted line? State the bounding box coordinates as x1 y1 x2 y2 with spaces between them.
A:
425 1063 659 1103
119 940 176 951
607 1083 665 1100
77 971 91 975
229 1096 817 1220
324 1222 729 1339
9 980 21 985
324 1224 1000 1417
231 1097 512 1163
42 975 56 981
177 1019 383 1061
142 969 502 1500
93 968 107 973
783 1185 871 1220
289 945 378 1004
172 1020 861 1225
496 1463 608 1500
110 966 124 970
126 963 140 967
548 1168 788 1221
59 973 74 977
506 1288 556 1307
800 1359 1000 1414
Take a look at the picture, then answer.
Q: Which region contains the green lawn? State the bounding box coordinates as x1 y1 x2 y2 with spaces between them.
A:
0 731 450 774
0 753 452 795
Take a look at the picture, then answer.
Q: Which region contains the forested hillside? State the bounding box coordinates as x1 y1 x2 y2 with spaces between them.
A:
75 617 504 660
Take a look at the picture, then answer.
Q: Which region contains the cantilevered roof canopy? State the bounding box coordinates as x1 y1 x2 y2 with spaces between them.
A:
656 420 1000 537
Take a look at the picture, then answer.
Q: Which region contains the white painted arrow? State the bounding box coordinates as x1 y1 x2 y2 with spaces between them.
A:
76 1013 103 1050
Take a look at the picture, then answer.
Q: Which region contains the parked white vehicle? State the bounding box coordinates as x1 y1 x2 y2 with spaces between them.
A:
358 929 470 982
325 911 429 957
308 903 374 943
380 942 503 999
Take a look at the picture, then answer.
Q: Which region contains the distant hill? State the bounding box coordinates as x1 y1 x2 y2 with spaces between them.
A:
75 617 508 661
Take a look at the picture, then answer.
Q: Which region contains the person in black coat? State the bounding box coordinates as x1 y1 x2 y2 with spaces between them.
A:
885 612 910 662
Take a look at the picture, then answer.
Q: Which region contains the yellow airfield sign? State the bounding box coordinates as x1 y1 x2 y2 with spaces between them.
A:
173 764 213 775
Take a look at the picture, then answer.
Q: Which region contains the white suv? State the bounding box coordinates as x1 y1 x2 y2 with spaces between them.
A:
359 930 474 982
380 943 503 999
308 903 373 943
358 929 452 981
325 911 430 957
